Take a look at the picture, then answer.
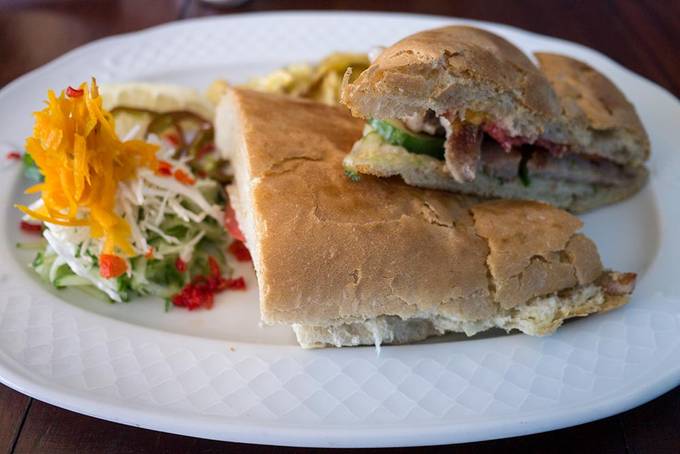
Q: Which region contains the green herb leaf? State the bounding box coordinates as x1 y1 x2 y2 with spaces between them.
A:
344 167 361 182
16 241 46 250
518 148 533 187
22 153 43 182
32 251 44 268
53 264 76 289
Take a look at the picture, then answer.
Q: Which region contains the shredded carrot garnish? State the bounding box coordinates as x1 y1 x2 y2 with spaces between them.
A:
19 206 88 227
15 79 158 257
24 183 45 194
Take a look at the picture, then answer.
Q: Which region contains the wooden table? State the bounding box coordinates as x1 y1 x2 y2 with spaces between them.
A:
0 1 678 452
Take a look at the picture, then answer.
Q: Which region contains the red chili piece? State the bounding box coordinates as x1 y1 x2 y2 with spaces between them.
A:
157 160 173 176
196 143 215 159
6 151 21 160
171 256 246 310
175 257 187 272
224 205 245 242
99 254 127 279
208 256 221 277
66 86 84 97
164 132 181 147
171 283 214 310
19 220 42 234
228 240 251 262
173 169 196 186
223 277 246 290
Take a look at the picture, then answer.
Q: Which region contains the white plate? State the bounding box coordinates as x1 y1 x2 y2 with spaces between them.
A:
0 11 679 448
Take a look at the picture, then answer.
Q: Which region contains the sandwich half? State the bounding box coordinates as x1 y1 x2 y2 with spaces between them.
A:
341 26 649 212
216 87 635 348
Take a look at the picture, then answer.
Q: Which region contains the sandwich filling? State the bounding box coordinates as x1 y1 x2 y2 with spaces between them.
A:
354 111 637 189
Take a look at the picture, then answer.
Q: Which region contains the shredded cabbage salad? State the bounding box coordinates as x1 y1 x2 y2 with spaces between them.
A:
18 81 246 309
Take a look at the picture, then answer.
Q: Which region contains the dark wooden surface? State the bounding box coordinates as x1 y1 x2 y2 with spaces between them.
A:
0 0 678 452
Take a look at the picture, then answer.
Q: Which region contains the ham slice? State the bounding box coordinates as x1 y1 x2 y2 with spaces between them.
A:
480 142 633 186
440 114 483 183
483 122 569 156
399 112 625 186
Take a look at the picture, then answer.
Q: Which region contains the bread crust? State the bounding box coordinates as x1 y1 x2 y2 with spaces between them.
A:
341 25 564 141
216 88 631 334
293 282 628 348
534 52 650 165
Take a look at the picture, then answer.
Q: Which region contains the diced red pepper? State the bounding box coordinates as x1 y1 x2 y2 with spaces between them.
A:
99 254 127 279
228 240 251 262
6 151 21 160
156 160 173 176
171 276 245 310
66 86 84 97
172 283 210 310
174 169 195 186
19 220 42 234
223 277 246 290
170 257 245 311
175 257 187 272
224 204 245 242
208 256 221 277
144 246 154 259
164 132 181 147
196 142 215 159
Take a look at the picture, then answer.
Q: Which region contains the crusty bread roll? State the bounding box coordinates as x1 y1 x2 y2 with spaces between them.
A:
341 25 567 144
216 87 635 348
534 52 650 166
340 26 649 212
